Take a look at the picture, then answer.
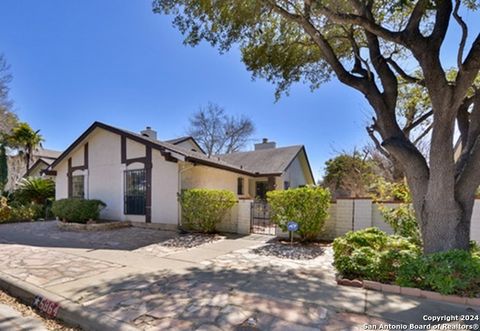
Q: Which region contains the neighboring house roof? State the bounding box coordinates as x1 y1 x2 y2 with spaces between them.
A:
218 146 315 182
165 136 206 154
25 158 52 177
49 121 314 179
33 148 62 160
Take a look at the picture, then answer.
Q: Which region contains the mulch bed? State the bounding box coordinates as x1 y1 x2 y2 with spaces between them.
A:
252 239 330 260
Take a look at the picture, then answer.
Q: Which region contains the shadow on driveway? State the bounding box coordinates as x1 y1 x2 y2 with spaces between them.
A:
0 221 177 250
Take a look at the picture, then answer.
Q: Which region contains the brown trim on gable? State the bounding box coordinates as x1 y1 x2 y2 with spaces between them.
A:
145 146 152 223
121 135 126 164
121 136 152 223
125 157 147 166
67 158 73 198
25 159 50 177
67 144 89 198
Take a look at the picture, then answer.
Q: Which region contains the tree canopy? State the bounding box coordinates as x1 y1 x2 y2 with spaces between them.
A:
154 0 480 253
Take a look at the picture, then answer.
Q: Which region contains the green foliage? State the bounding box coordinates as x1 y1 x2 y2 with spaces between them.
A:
14 177 55 220
15 177 55 205
0 196 9 220
51 199 106 224
0 143 7 192
179 189 236 233
7 122 44 169
267 186 331 241
371 177 411 202
8 204 37 222
380 204 421 245
333 228 419 282
396 250 480 296
0 196 37 222
323 151 378 198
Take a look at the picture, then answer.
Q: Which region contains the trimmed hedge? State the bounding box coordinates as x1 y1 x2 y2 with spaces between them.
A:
52 199 106 224
267 186 331 241
179 189 236 233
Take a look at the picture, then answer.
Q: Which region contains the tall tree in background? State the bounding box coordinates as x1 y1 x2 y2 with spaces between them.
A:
0 54 18 192
8 122 44 171
0 54 17 134
188 103 255 156
323 151 378 198
155 0 480 253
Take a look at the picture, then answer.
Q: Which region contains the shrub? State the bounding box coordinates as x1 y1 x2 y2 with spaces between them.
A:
51 199 106 223
267 186 331 241
179 189 236 233
9 204 36 221
0 196 11 221
333 228 419 281
396 250 480 296
380 204 422 246
0 197 37 222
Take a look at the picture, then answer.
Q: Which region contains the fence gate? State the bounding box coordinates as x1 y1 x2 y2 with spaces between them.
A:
250 201 276 235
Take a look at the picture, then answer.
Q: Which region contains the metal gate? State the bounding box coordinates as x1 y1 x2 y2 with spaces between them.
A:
251 201 276 235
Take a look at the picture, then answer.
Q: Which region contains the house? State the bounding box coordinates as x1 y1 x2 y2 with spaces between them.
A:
5 148 62 191
25 148 62 177
48 122 315 230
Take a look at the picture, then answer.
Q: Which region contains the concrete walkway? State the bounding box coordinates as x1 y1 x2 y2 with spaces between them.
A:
0 303 47 331
0 222 478 330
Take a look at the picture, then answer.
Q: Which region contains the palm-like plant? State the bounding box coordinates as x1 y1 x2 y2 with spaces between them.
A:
9 122 44 171
15 177 55 219
16 177 55 204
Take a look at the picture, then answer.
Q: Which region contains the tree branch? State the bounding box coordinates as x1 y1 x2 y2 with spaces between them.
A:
405 0 429 35
385 57 425 86
453 0 468 68
404 110 433 134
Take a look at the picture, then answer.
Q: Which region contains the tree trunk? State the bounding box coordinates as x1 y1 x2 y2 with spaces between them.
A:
419 197 471 253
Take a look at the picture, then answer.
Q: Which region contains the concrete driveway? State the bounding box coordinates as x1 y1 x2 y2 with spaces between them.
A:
0 221 477 331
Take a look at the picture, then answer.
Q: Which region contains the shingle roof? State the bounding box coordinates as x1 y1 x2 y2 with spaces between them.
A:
49 122 312 179
165 136 192 145
217 146 303 174
33 148 62 160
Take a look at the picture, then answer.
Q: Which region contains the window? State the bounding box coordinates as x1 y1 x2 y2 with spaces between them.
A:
237 177 244 195
124 169 146 215
71 175 85 199
284 181 290 190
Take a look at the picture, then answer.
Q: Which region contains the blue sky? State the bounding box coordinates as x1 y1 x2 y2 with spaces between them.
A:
0 1 478 180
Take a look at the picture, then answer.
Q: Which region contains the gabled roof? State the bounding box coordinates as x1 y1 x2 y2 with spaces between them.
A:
33 148 62 160
25 158 52 177
165 136 206 154
48 122 314 180
218 145 315 182
49 122 270 176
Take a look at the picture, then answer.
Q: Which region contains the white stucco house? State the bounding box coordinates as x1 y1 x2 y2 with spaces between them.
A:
48 122 315 230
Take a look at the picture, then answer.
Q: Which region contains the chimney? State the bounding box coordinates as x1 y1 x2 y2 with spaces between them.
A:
141 126 157 140
254 138 276 150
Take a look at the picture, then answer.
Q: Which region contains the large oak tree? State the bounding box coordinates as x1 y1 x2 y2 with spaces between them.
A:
154 0 480 253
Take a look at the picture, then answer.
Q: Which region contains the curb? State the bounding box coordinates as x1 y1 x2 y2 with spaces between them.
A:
0 272 138 331
336 276 480 307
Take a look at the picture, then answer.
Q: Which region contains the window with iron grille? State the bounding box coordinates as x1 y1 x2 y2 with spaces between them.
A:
71 175 85 199
124 169 146 215
237 177 244 195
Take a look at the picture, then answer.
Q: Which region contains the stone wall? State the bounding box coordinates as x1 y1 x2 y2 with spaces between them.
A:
225 198 480 243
